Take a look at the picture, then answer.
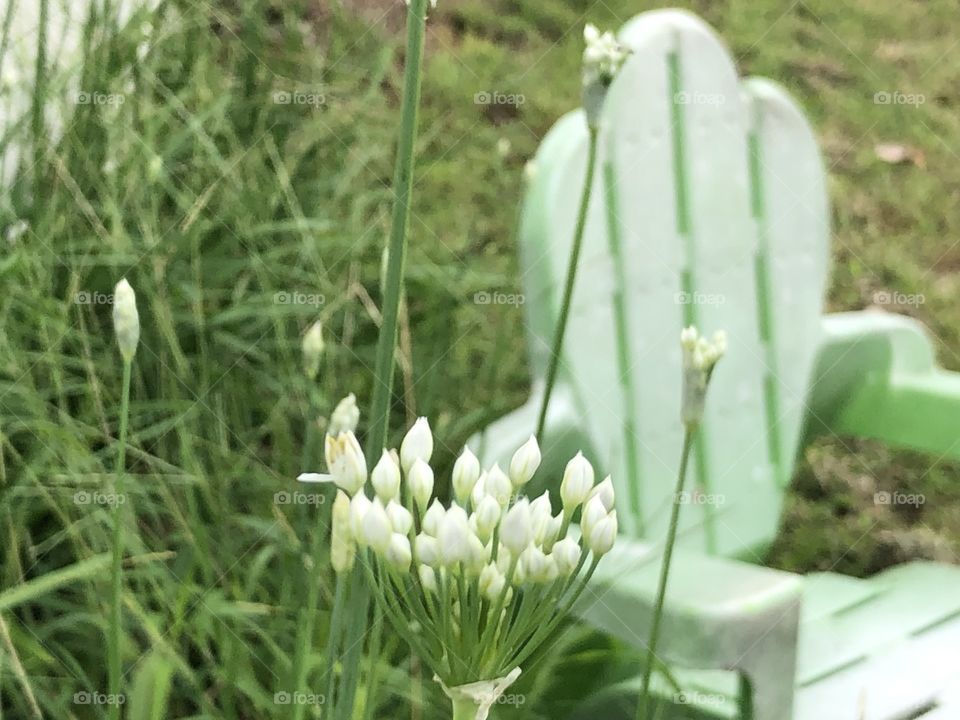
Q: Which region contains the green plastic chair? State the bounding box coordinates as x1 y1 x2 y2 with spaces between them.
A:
478 9 960 720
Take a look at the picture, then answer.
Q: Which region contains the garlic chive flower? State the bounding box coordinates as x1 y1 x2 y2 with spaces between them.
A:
301 416 617 719
680 326 727 427
112 278 140 362
582 23 629 129
302 320 325 380
328 392 359 435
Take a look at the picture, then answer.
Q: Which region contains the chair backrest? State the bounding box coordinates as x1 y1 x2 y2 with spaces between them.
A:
519 9 830 559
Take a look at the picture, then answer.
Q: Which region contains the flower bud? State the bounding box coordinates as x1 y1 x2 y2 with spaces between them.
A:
400 417 433 472
541 513 563 552
438 504 471 566
529 491 553 544
681 327 726 427
385 533 412 571
589 476 616 512
586 511 617 556
328 393 359 436
350 493 372 543
472 495 502 543
580 495 607 539
419 565 438 594
331 490 356 573
479 563 505 601
509 435 541 488
485 464 513 507
471 472 487 508
386 501 413 536
324 432 368 496
407 458 434 511
371 450 401 503
466 532 487 575
302 321 325 380
452 446 481 506
551 537 581 576
113 278 140 362
362 498 392 554
422 499 445 536
500 499 532 555
560 452 594 511
415 533 440 567
520 544 549 582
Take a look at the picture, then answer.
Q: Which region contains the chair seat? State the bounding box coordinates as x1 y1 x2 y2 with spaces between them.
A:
572 561 960 720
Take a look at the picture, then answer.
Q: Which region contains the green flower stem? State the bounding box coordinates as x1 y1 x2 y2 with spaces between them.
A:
108 359 131 720
637 426 696 720
338 0 428 712
535 126 599 441
322 575 347 711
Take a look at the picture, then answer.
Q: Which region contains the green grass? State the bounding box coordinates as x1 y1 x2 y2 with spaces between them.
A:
2 0 959 716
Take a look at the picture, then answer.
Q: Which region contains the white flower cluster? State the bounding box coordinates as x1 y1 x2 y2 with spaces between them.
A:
680 326 727 426
298 411 617 691
582 24 629 90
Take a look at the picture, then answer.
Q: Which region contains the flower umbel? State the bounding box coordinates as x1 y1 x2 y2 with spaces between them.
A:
680 326 727 427
582 23 629 128
299 416 615 718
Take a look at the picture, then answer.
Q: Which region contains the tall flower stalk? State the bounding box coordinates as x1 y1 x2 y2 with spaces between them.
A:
300 421 617 720
109 278 139 719
636 327 726 719
535 24 629 440
325 0 430 714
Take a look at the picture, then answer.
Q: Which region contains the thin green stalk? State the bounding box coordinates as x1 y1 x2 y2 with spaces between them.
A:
322 576 347 708
108 360 132 720
535 126 599 441
637 427 696 720
337 0 428 714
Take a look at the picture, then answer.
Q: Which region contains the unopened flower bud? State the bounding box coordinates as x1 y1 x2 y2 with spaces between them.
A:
500 499 532 555
529 491 553 543
473 495 502 543
580 495 606 539
438 504 471 566
386 501 413 536
113 278 140 362
371 450 401 503
560 452 594 511
407 458 434 511
509 436 541 488
485 464 513 507
331 490 356 573
419 565 438 593
521 544 549 582
422 499 445 536
349 493 372 542
681 327 726 427
328 393 359 436
466 532 487 574
589 476 616 512
586 511 617 556
471 472 487 508
479 563 505 601
385 533 412 570
302 321 325 380
362 499 392 554
415 533 440 567
551 537 581 576
400 417 433 472
452 447 481 505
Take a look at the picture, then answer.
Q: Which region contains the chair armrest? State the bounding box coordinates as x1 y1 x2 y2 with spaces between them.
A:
576 535 802 720
806 311 960 459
